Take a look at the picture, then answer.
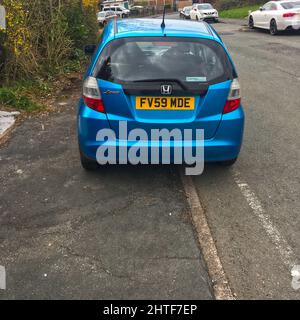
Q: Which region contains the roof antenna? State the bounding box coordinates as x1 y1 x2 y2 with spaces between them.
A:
161 5 166 31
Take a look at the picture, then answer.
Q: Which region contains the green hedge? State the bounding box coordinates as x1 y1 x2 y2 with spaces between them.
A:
0 0 99 83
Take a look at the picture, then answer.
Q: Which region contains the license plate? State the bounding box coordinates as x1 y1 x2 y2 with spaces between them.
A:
136 97 195 110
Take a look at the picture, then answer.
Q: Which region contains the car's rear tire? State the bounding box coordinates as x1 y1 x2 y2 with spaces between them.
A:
218 158 238 167
248 16 254 29
270 19 278 35
80 151 99 171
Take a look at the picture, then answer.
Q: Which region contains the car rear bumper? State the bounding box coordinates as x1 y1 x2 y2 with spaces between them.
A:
201 14 218 20
78 102 244 163
278 19 300 30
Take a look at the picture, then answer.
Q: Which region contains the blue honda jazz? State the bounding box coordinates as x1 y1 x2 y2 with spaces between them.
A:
77 18 244 170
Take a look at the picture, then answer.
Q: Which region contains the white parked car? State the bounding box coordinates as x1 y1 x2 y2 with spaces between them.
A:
190 3 219 22
249 1 300 35
179 6 193 19
97 11 117 26
103 6 130 18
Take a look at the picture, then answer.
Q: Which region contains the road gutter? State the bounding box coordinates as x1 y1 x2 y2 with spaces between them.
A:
180 171 235 300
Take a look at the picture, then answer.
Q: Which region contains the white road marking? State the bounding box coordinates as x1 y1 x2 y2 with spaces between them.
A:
0 265 6 290
291 265 300 290
234 171 296 268
180 171 235 300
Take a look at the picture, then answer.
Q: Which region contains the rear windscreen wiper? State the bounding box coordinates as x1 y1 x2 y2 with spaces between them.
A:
133 78 188 90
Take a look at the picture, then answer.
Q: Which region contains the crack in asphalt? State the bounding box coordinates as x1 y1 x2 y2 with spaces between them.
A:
59 245 137 281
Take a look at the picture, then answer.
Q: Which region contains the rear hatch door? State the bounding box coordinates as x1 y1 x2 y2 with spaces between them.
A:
95 36 234 139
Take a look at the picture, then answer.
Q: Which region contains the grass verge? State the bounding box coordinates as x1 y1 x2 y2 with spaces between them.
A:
219 5 261 19
0 85 42 112
0 56 88 113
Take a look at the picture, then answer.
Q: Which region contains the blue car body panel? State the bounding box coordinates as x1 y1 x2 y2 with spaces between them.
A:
78 19 245 163
98 79 232 140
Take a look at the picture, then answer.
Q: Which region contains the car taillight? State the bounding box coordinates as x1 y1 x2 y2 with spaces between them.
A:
83 76 105 113
283 12 296 18
223 78 241 114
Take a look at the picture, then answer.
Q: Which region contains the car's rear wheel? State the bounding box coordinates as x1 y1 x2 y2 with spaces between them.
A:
270 19 278 35
248 16 254 29
218 158 238 167
80 151 99 171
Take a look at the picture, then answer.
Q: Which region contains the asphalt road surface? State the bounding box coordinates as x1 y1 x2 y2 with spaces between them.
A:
0 92 213 299
1 16 300 299
169 14 300 299
198 19 300 299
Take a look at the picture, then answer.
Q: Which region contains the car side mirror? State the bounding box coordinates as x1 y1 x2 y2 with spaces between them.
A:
84 45 96 56
259 7 263 11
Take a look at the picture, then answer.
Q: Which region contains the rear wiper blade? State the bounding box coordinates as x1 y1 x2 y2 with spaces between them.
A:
133 78 188 90
133 78 179 82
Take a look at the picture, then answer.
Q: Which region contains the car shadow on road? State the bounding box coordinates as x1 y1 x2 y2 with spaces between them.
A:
252 27 300 36
81 162 234 180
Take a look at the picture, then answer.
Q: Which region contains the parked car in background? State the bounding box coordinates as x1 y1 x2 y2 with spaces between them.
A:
190 3 219 22
130 5 144 15
179 6 192 19
97 10 117 27
248 0 300 35
103 6 130 18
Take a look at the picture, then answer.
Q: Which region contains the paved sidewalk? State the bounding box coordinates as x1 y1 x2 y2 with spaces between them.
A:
0 111 20 140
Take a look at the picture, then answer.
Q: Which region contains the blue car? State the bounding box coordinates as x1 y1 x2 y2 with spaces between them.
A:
78 18 244 170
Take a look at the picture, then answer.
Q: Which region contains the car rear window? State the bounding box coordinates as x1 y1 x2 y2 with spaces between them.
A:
198 4 213 10
94 37 235 85
281 1 300 9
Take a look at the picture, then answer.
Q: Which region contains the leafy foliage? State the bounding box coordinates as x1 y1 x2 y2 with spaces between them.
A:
0 0 99 82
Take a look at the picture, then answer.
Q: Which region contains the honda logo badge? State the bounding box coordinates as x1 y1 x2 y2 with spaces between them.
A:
161 85 172 95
